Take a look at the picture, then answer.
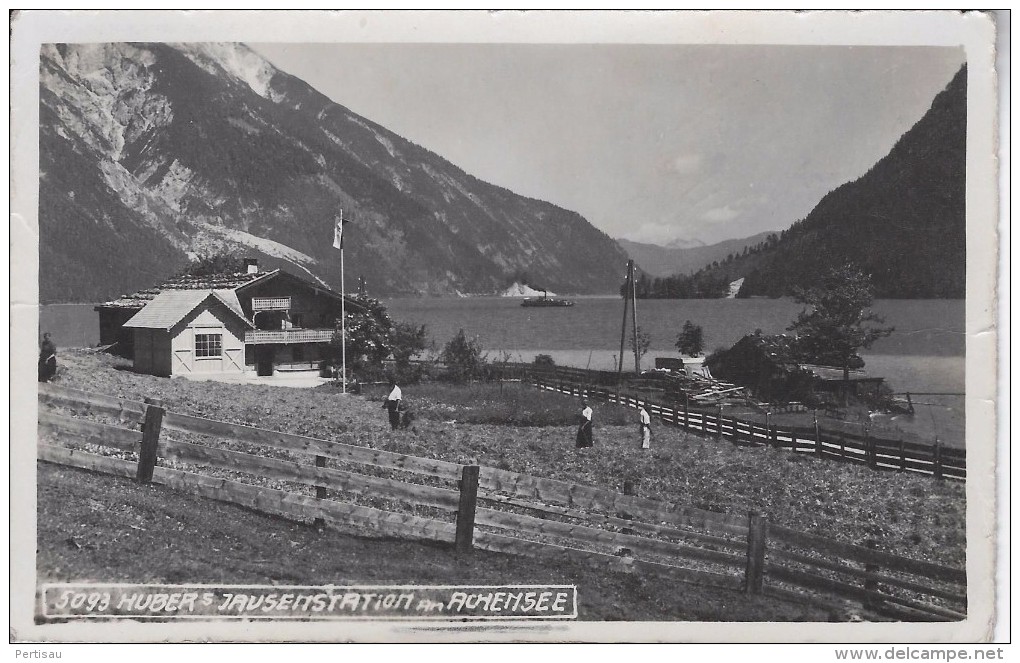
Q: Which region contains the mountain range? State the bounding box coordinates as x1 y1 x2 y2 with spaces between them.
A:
39 42 631 303
616 232 776 278
689 66 967 299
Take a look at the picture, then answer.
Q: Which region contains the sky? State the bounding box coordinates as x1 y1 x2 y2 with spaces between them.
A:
252 43 965 247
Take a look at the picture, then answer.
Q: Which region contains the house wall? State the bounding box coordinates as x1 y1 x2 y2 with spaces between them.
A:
167 302 248 376
238 275 344 329
134 329 152 375
153 330 173 377
244 343 331 373
98 308 140 357
132 329 172 377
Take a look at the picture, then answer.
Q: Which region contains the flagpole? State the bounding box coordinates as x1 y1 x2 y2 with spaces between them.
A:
340 209 347 394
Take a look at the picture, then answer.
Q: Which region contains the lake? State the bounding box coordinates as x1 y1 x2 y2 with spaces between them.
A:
381 297 965 393
40 297 965 393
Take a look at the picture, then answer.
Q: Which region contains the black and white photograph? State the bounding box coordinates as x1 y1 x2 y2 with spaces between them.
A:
9 9 1003 648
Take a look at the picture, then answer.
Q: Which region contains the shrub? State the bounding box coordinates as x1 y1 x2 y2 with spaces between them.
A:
441 329 486 383
534 354 556 368
630 326 651 361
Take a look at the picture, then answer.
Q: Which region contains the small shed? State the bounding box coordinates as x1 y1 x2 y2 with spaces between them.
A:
123 290 253 377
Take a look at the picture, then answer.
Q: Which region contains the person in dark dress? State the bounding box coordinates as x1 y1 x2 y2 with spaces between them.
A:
382 381 402 430
575 400 594 448
38 333 57 382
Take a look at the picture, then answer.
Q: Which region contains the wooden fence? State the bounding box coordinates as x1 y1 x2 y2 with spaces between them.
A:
519 368 965 482
37 383 966 621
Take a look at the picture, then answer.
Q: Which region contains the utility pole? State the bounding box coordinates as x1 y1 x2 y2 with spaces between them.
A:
631 261 640 373
617 260 633 383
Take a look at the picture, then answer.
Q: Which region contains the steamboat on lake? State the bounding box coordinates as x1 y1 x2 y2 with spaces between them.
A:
521 291 574 308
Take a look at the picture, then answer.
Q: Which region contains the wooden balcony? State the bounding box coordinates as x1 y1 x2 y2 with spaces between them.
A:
244 329 334 345
252 296 291 312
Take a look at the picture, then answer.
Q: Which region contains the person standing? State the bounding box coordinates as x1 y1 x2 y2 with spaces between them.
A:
575 400 594 448
38 332 57 382
382 381 402 430
639 405 651 449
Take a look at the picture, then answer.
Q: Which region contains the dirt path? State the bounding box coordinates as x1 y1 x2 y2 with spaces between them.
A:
36 462 834 622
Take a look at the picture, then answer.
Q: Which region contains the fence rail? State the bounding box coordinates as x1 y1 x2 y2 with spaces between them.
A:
519 370 964 481
244 329 334 344
36 383 966 621
251 297 292 311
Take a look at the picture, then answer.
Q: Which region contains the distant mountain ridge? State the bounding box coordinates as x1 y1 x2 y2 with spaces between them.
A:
693 66 966 299
39 42 631 303
617 232 777 278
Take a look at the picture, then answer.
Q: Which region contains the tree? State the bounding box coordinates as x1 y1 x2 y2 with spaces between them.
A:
442 329 486 383
330 296 394 379
389 322 431 382
787 263 894 400
675 320 705 357
179 251 246 277
631 326 651 363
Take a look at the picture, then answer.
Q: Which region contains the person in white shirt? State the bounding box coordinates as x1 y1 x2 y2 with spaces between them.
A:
575 400 594 448
639 406 651 449
382 381 402 430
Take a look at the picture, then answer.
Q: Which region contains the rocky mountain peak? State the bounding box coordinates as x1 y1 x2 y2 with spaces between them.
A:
39 42 630 303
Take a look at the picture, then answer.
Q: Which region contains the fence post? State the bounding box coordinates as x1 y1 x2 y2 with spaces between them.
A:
618 479 639 539
455 465 480 553
933 440 943 480
716 405 724 440
839 431 846 461
683 393 690 431
813 412 822 457
899 437 906 473
314 456 327 528
863 539 881 612
136 397 165 484
744 512 767 595
764 411 771 447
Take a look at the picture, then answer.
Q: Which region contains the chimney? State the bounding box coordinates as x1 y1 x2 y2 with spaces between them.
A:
243 258 259 274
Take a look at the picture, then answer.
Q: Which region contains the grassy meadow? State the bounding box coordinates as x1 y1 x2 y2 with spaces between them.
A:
43 349 966 571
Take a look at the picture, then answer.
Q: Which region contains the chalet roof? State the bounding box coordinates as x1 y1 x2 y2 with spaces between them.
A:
799 364 883 382
96 266 372 314
97 270 279 310
123 290 253 331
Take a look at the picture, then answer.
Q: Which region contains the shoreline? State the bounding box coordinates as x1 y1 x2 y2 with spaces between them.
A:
488 349 964 392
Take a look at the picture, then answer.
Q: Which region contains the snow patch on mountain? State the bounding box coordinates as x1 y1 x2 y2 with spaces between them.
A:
346 116 400 158
199 223 318 265
727 277 745 298
176 43 281 102
500 282 557 297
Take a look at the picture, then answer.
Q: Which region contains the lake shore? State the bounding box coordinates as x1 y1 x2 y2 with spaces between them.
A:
485 349 964 393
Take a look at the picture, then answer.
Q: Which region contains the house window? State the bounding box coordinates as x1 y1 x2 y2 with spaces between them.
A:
195 333 223 358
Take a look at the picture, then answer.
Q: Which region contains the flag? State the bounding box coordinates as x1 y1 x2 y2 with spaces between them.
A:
333 212 351 250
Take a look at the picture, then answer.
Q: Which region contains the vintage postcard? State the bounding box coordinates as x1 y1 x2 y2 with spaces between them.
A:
9 9 1003 646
